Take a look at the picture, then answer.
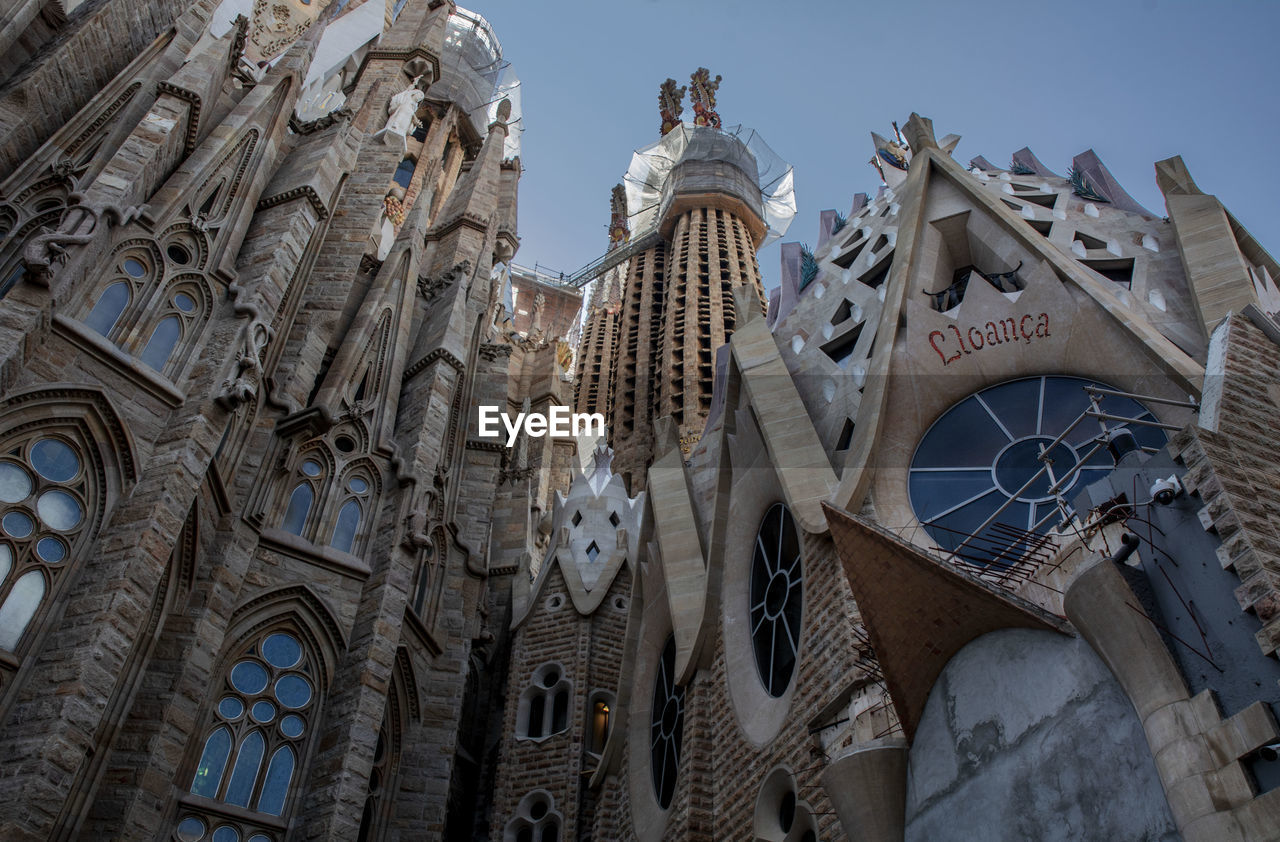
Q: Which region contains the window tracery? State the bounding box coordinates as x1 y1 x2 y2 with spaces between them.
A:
0 432 94 654
750 503 803 697
518 663 571 741
80 233 213 380
178 628 320 841
503 791 562 842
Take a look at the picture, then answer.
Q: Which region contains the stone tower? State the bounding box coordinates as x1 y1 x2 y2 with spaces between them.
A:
606 69 788 491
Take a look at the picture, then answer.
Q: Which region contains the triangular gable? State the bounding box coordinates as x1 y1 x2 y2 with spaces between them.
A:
823 502 1070 741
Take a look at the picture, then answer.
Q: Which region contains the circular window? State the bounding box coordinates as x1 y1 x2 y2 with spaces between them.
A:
909 376 1167 561
650 635 684 810
31 439 79 483
335 435 356 453
166 244 191 265
176 816 206 842
750 504 803 698
301 460 322 478
280 714 305 738
230 661 269 695
0 463 32 502
122 258 147 278
174 292 197 313
262 632 302 669
218 696 244 719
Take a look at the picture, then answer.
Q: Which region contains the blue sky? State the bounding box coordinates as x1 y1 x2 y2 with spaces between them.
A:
473 0 1280 292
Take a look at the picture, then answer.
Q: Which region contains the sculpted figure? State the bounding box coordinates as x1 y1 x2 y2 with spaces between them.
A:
383 76 425 144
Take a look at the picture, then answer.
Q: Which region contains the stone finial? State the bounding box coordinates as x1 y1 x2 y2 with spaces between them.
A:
1155 156 1204 198
496 97 512 122
659 78 686 136
608 183 630 249
689 67 722 128
902 113 937 151
587 443 615 496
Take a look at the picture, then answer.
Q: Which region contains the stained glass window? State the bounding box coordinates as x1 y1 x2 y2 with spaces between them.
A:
183 629 318 835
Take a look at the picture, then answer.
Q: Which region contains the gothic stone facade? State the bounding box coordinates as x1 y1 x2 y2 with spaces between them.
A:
0 0 564 840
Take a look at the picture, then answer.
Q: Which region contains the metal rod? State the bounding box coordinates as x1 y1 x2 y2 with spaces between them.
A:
1084 385 1198 410
1085 411 1183 431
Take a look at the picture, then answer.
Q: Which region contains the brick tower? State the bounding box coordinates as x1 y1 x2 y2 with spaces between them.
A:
606 69 787 490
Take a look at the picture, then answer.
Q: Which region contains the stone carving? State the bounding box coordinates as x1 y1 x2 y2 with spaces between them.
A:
608 183 629 248
383 76 425 146
417 260 470 303
22 198 141 286
689 67 722 129
217 321 272 408
659 78 686 136
375 187 406 260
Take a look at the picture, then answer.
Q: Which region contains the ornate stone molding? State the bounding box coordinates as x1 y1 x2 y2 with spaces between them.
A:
255 185 329 219
424 210 489 241
156 81 202 156
465 439 504 452
403 347 465 381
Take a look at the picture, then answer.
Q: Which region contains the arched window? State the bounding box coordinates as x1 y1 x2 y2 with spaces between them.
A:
650 635 684 809
84 281 132 336
503 791 562 842
279 456 324 538
329 471 372 555
180 629 320 837
81 251 152 339
355 677 403 842
137 283 205 375
749 503 803 697
586 691 614 756
0 433 94 653
141 315 181 370
518 664 571 741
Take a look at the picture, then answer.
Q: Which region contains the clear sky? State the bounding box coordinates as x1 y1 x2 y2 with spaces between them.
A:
472 0 1280 293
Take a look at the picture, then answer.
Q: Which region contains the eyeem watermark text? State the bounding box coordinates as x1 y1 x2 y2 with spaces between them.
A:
478 405 605 446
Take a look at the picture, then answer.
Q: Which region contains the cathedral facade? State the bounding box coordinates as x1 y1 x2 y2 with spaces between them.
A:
2 1 1280 841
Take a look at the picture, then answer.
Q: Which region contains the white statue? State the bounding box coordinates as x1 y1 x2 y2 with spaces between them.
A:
383 75 425 146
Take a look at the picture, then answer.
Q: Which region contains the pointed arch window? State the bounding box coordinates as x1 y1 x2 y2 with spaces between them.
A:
137 284 205 374
82 251 153 340
280 457 324 538
84 281 132 336
181 629 320 838
329 472 372 554
0 433 94 654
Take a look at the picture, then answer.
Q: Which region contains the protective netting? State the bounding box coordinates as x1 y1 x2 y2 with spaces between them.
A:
431 5 523 159
622 123 795 247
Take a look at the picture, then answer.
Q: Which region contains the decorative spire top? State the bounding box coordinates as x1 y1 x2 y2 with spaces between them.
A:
608 183 630 249
689 67 722 129
659 78 686 136
587 442 615 497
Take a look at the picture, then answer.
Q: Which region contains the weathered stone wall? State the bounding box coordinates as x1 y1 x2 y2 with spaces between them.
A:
904 629 1178 842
